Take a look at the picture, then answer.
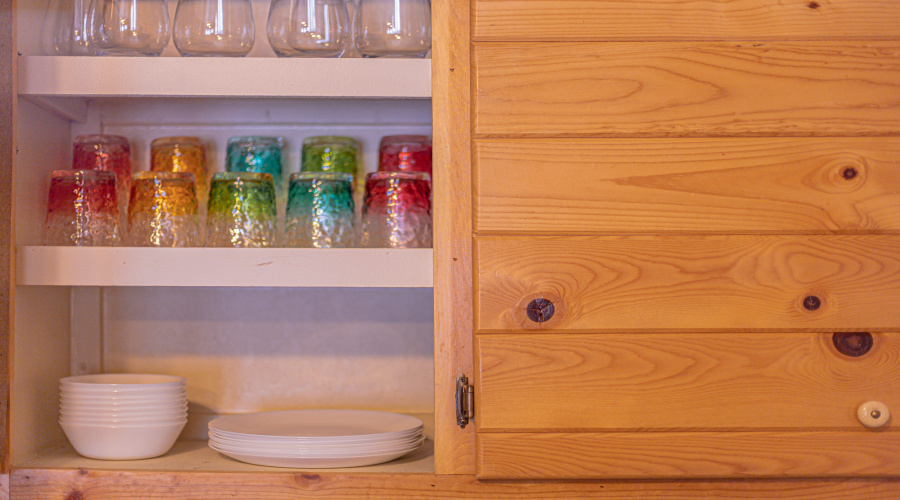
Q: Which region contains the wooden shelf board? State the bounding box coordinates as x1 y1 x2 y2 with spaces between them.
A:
17 56 432 99
16 246 434 288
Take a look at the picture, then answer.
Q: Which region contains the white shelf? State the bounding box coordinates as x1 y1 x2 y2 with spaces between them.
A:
17 56 432 99
16 247 433 287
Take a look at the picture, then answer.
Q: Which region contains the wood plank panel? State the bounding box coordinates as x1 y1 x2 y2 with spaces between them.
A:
474 0 900 42
476 333 900 431
475 235 900 332
10 469 900 499
473 42 900 137
474 137 900 234
477 431 900 479
0 0 14 474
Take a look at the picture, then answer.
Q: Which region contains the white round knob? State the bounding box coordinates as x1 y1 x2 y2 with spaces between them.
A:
857 401 890 429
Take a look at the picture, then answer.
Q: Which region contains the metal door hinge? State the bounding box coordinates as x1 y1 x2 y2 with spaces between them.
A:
456 374 474 428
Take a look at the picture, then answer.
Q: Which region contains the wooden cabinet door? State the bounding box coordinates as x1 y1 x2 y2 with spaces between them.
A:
433 0 900 480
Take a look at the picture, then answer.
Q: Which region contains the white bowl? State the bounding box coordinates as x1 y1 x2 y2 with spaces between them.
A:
60 386 186 397
60 374 185 392
60 401 188 412
60 419 187 460
60 414 187 425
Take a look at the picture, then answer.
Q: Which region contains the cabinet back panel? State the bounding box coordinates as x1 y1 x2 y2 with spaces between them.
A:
477 431 900 479
475 235 900 332
476 333 900 431
473 42 900 137
475 137 900 234
473 0 900 42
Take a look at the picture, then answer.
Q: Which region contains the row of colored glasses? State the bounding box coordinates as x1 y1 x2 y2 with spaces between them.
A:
43 0 431 58
44 169 431 248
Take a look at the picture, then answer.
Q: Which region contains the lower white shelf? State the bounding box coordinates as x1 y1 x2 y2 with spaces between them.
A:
16 247 434 287
18 414 435 474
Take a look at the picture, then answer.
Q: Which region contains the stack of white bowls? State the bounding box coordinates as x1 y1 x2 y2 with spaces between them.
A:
59 373 188 460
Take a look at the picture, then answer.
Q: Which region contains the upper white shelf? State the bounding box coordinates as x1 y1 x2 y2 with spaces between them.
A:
17 56 432 98
17 247 434 287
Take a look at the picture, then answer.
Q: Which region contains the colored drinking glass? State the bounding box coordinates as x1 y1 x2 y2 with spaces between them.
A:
360 171 431 248
150 136 209 210
206 172 277 247
300 136 359 184
127 172 201 247
285 172 355 248
378 135 432 175
44 170 120 246
72 134 132 220
226 136 285 207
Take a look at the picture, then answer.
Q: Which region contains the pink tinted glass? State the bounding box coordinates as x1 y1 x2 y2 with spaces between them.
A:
377 135 432 175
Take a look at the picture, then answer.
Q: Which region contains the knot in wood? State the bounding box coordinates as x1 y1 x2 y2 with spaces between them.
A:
802 295 821 311
842 167 858 180
833 332 873 357
526 298 555 323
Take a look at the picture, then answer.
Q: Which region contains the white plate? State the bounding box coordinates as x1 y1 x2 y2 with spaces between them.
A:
208 410 424 441
208 435 425 456
209 440 423 468
208 432 423 451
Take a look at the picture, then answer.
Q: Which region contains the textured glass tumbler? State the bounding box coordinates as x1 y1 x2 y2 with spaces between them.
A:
354 0 430 58
151 136 209 210
226 136 285 207
301 136 359 188
285 172 355 248
266 0 349 57
378 135 432 175
86 0 170 56
360 171 431 248
44 170 120 246
72 134 132 220
173 0 255 56
206 172 277 247
127 172 201 247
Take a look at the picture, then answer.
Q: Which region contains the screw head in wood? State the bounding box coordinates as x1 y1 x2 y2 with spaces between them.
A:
526 298 554 323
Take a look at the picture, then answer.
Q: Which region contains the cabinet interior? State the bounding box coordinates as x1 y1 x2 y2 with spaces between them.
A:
13 2 436 468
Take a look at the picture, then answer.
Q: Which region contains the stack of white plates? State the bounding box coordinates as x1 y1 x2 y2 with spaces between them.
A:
208 409 425 468
59 373 188 460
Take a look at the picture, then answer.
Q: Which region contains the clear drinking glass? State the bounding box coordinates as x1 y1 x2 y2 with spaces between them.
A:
44 170 120 246
285 172 355 248
86 0 170 56
173 0 255 56
150 136 209 211
43 0 94 55
127 172 201 247
360 171 431 248
206 172 277 247
267 0 349 57
378 134 432 175
354 0 430 58
71 134 132 221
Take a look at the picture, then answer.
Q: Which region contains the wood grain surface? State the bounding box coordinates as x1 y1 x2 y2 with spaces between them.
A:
432 0 476 474
0 0 13 475
477 431 900 479
10 469 900 499
474 0 900 41
476 332 899 430
475 137 900 234
475 235 900 332
474 42 900 137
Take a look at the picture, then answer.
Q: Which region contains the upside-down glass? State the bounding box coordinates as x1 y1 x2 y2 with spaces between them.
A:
44 170 120 246
226 136 285 208
354 0 430 58
151 136 209 210
173 0 255 56
378 135 432 175
86 0 170 56
206 172 277 247
43 0 93 55
72 134 132 220
285 172 355 248
301 136 359 188
266 0 349 57
127 172 201 247
360 171 431 248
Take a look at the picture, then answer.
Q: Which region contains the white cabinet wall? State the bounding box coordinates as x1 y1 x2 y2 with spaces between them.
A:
13 0 435 471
